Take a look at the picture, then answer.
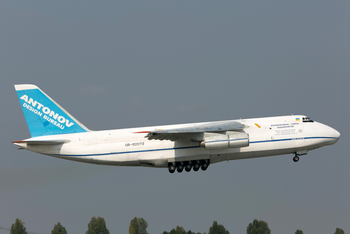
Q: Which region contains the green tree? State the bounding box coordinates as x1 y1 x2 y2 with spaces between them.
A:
129 217 148 234
165 226 186 234
173 226 186 234
208 221 229 234
246 219 271 234
162 226 202 234
10 219 27 234
86 217 110 234
295 230 303 234
187 231 202 234
334 228 345 234
51 222 67 234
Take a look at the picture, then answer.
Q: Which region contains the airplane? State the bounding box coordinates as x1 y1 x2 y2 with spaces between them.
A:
13 84 340 173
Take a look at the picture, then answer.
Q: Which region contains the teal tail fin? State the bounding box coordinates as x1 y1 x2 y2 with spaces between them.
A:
15 84 89 137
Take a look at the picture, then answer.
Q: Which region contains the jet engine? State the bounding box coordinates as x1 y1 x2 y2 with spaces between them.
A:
200 132 249 150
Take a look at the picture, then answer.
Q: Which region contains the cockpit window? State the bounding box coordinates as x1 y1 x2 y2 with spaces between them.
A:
302 117 314 123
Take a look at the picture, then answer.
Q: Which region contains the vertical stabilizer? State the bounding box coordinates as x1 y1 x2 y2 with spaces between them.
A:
15 84 89 137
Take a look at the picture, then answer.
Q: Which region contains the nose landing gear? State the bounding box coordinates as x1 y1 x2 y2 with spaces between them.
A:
293 155 299 162
293 151 307 162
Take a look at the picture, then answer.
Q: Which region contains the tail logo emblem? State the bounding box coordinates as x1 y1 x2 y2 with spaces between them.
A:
20 94 74 129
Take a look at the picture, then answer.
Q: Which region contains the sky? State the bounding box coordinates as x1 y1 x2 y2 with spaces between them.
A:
0 1 349 233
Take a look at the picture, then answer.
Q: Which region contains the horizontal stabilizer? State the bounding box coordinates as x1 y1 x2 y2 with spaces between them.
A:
12 139 70 145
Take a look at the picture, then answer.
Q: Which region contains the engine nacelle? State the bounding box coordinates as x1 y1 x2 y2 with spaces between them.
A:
200 132 249 150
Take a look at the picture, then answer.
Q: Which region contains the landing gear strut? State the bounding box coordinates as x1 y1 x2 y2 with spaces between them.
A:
293 151 307 162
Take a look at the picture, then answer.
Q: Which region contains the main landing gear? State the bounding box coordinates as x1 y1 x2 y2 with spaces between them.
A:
168 159 210 173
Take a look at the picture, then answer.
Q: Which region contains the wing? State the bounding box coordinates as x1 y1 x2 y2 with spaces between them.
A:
136 120 245 141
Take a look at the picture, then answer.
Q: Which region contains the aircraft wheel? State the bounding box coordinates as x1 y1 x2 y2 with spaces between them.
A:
185 163 192 172
177 164 184 173
201 162 209 171
293 155 299 162
193 162 200 171
168 164 176 173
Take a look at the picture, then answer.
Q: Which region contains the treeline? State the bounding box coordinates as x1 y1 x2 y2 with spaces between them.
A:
8 217 346 234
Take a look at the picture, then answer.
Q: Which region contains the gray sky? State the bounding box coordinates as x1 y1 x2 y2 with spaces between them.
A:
1 1 349 233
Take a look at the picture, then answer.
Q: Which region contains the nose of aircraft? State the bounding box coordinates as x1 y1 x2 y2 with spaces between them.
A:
325 125 340 145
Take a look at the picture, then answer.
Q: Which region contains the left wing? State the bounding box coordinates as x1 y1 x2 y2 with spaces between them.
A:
136 120 245 141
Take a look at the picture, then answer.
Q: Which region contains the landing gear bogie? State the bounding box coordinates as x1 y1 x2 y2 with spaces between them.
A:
168 160 210 173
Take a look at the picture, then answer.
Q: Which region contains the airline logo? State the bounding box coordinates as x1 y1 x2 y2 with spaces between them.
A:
20 94 74 130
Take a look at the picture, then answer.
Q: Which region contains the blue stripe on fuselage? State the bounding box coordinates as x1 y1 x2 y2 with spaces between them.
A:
46 136 337 157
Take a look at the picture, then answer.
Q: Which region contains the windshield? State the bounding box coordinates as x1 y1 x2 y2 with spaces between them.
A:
302 117 314 123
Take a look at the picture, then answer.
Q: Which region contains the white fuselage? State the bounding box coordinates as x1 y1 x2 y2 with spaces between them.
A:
16 115 340 168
